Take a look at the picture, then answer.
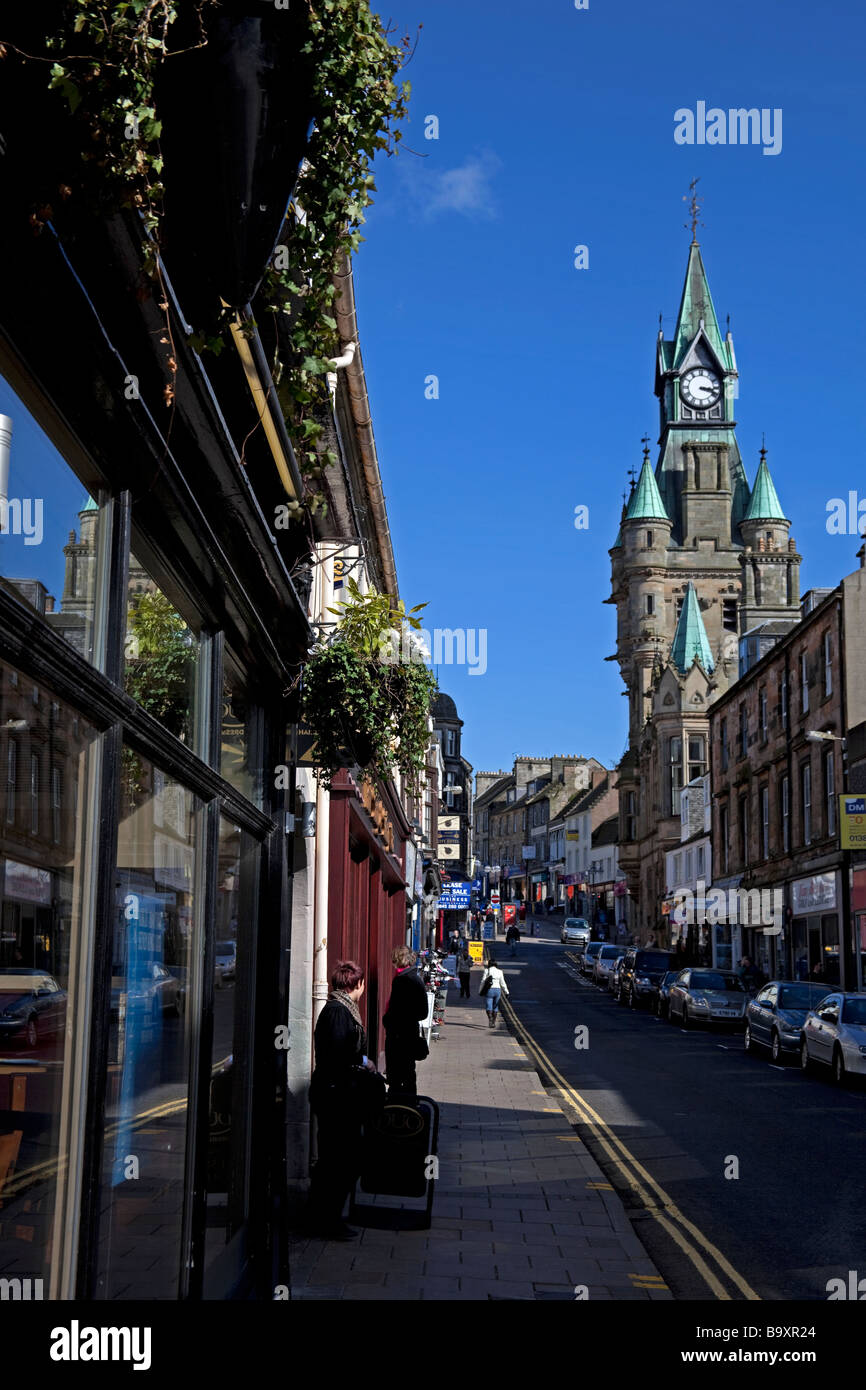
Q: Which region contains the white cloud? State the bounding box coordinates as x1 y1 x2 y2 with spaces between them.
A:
396 149 501 220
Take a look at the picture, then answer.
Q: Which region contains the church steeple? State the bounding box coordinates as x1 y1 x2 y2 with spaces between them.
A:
672 243 727 368
670 581 714 674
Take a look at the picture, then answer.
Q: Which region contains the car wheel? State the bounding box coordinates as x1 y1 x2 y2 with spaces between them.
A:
770 1031 783 1065
25 1016 38 1048
744 1023 754 1054
800 1039 811 1073
832 1047 847 1086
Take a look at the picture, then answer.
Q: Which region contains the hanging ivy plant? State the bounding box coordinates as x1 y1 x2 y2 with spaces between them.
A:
301 579 437 789
248 1 412 515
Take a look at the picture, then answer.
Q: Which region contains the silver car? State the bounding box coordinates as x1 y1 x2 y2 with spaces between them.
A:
799 992 866 1085
593 944 627 988
580 942 604 978
668 968 748 1027
561 917 591 949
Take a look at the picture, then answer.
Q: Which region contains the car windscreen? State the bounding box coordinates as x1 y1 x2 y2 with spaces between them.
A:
585 944 602 956
778 984 829 1010
599 946 623 959
635 953 672 970
689 972 744 992
842 998 866 1025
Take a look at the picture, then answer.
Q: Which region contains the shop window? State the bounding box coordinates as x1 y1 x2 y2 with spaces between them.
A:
94 751 201 1299
0 663 100 1298
124 545 201 748
0 377 107 667
221 656 261 807
203 819 258 1293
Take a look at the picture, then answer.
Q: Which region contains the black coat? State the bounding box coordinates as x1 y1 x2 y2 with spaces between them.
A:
383 968 428 1041
311 997 366 1088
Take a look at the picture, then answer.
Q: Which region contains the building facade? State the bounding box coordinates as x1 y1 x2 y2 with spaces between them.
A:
609 238 802 941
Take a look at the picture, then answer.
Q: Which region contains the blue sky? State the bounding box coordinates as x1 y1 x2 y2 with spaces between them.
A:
353 0 866 777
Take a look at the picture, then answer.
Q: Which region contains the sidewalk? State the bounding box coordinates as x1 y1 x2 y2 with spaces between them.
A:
287 937 672 1301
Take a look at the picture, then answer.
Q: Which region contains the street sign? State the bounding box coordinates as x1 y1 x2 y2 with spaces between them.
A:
438 884 472 909
840 795 866 850
490 891 500 906
468 941 484 963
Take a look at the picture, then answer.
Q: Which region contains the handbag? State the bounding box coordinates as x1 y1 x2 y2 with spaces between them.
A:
349 1065 386 1118
479 972 492 997
412 1032 430 1061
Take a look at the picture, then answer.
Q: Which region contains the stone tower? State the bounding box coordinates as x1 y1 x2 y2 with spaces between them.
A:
607 237 802 937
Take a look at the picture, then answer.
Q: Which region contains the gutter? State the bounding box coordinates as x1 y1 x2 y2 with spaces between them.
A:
333 253 399 599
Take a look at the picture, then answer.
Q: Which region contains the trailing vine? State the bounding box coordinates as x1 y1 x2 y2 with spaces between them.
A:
3 0 412 508
301 579 437 789
256 1 412 515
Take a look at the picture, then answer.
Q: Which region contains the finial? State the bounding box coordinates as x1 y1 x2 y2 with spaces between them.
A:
641 433 651 463
760 433 766 463
683 177 703 244
659 312 663 330
626 464 637 489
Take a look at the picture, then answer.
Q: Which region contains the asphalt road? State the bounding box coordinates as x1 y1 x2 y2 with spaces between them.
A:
498 929 866 1302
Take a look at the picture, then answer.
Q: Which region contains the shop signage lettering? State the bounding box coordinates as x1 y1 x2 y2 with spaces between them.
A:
791 873 836 915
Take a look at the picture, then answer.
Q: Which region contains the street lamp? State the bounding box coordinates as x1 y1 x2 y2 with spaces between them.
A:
806 730 853 988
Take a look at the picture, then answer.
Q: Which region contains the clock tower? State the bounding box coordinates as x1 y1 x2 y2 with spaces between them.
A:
607 225 802 941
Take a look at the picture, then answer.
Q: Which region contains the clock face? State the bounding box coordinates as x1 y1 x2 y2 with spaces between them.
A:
680 367 721 408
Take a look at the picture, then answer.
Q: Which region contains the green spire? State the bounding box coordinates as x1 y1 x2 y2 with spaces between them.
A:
744 448 787 522
670 582 714 674
625 449 669 522
81 496 98 512
673 243 726 367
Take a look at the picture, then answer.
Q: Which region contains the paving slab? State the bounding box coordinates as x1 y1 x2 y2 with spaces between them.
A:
288 955 671 1301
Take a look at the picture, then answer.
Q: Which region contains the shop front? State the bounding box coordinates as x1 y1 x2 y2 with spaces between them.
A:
790 872 842 989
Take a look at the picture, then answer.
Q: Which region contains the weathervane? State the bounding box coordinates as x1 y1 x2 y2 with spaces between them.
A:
683 177 704 244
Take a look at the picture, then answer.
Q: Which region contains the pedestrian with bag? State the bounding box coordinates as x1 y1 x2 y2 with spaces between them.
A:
479 954 509 1028
383 945 430 1098
306 960 384 1241
457 948 473 998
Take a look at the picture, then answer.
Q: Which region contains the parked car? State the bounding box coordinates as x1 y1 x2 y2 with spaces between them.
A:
609 953 629 996
110 961 183 1021
617 949 674 1009
561 917 591 948
0 969 68 1048
668 968 748 1028
655 970 686 1018
744 981 830 1063
593 944 627 988
214 940 237 983
580 942 604 978
799 992 866 1084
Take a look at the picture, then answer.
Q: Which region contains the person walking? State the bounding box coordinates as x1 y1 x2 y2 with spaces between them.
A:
480 955 509 1028
457 948 473 998
307 960 381 1241
505 921 520 957
383 945 430 1099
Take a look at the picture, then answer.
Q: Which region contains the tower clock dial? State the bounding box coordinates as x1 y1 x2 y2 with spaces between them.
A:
680 367 721 408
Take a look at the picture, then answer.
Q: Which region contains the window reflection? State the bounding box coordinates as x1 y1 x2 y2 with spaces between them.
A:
95 752 200 1300
124 558 199 745
203 819 256 1294
0 662 98 1297
220 657 260 806
0 398 105 668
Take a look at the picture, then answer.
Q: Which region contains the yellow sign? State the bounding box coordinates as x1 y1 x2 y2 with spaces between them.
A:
566 832 580 841
468 941 484 963
840 795 866 850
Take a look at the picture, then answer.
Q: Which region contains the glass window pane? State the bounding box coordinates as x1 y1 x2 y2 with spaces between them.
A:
94 752 201 1299
0 379 107 667
124 551 200 746
203 818 258 1295
220 656 261 807
0 662 100 1298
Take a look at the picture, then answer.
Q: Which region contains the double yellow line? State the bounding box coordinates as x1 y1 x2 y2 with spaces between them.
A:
502 997 760 1302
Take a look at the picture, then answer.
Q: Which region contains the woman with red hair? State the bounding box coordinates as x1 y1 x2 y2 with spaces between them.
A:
306 961 380 1240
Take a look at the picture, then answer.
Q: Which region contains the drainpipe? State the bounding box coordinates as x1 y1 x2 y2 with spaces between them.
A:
0 414 11 510
326 341 356 401
312 540 337 1025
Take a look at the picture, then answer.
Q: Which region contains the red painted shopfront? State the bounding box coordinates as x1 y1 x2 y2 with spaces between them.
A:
328 770 413 1062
